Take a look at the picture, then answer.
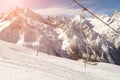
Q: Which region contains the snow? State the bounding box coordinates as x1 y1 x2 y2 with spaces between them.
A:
0 40 120 80
0 8 120 64
86 11 120 49
58 18 120 64
0 8 69 58
0 21 10 31
0 8 120 79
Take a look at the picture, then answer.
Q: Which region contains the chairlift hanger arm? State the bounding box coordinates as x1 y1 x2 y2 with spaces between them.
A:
73 0 88 11
73 0 120 34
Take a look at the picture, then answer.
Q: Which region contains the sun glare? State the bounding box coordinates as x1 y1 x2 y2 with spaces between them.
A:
7 0 23 7
8 0 20 3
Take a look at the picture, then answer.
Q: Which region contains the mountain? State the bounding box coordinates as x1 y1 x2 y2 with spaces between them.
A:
0 7 120 65
0 40 120 80
59 18 120 64
0 7 67 57
87 11 120 51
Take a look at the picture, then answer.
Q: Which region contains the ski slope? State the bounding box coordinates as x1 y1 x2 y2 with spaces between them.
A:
0 40 120 80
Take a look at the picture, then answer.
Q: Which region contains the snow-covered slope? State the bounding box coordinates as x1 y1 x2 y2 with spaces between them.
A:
0 40 120 80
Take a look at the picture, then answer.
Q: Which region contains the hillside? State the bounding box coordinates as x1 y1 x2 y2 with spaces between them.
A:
0 40 120 80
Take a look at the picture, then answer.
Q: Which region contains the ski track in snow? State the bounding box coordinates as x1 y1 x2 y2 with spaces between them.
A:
0 40 120 80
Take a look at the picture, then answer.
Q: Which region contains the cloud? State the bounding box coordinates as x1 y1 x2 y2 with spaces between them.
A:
34 6 93 18
34 7 80 17
33 0 96 18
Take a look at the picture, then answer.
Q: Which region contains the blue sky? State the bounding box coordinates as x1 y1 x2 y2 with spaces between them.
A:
0 0 120 17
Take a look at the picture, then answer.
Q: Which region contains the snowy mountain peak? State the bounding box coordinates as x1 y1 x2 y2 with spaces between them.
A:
112 10 120 17
1 7 43 22
97 14 109 19
88 10 120 50
10 7 24 13
72 15 81 21
3 7 25 21
9 7 35 16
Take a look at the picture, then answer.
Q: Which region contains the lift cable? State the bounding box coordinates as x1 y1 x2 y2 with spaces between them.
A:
73 0 120 34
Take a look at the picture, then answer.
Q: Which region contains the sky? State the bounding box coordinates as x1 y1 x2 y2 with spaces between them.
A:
0 0 120 17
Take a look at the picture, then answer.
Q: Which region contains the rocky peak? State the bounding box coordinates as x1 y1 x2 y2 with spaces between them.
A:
1 7 43 22
112 10 120 18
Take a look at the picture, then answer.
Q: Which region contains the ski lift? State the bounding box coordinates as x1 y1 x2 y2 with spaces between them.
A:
73 0 120 34
80 8 87 22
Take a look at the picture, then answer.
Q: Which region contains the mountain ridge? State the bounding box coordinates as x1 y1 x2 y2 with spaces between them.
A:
0 7 120 64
